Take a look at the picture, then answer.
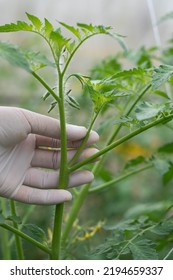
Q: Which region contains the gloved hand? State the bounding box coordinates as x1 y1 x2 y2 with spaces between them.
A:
0 107 99 205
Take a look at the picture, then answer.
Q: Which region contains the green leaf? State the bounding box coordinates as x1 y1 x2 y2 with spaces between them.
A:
23 224 47 243
50 29 70 56
44 18 54 37
59 22 81 40
48 101 58 113
152 65 173 90
0 211 5 225
26 13 42 31
124 156 146 170
0 21 33 32
151 220 173 236
0 41 31 72
162 163 173 185
158 142 173 153
135 101 165 121
129 239 158 260
66 95 80 110
24 51 55 70
6 214 22 224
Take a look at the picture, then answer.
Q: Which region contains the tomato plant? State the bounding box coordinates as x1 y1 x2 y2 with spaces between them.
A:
0 13 173 260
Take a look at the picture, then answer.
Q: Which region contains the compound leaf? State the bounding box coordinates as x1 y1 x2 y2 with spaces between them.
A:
59 22 81 40
0 20 33 33
0 41 31 72
129 239 158 260
26 13 42 31
152 64 173 90
135 101 165 121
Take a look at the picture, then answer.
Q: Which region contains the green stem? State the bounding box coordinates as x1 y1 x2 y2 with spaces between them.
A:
51 74 68 260
0 199 11 259
32 71 60 103
69 111 99 168
10 200 24 260
0 224 51 255
90 163 153 193
70 113 173 172
62 83 152 242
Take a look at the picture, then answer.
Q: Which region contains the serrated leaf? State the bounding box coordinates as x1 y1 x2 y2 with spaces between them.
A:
135 101 165 121
59 22 81 40
0 21 33 33
44 18 54 37
129 239 158 260
24 51 55 70
124 156 146 170
26 13 42 31
23 224 47 243
50 29 70 55
151 220 173 236
0 41 31 72
152 65 173 90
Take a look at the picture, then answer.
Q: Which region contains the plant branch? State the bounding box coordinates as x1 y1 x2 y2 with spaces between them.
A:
68 110 99 168
89 162 153 193
0 223 51 255
32 71 60 103
69 113 173 172
10 200 24 260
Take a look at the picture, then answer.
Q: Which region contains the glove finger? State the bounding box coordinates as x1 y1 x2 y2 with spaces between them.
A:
31 148 99 169
11 185 72 205
24 168 94 189
35 130 99 149
22 108 90 141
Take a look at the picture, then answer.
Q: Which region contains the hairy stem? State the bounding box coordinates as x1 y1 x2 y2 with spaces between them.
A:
51 74 68 260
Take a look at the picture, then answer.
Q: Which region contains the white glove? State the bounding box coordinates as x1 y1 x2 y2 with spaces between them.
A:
0 107 99 205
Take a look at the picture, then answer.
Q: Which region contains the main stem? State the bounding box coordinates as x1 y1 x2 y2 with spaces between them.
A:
10 200 24 259
51 73 68 260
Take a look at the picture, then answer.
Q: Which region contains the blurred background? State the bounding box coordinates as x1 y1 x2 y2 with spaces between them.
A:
0 0 173 110
0 0 173 259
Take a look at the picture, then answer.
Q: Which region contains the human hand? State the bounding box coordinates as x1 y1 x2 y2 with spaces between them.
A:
0 107 99 205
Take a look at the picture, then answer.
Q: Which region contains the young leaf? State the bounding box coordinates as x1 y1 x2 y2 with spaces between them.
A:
152 65 173 90
59 22 81 40
23 224 47 243
129 239 158 260
48 101 58 113
66 95 80 110
0 21 33 32
50 29 70 56
44 18 54 37
0 41 31 72
26 13 42 31
135 101 165 121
